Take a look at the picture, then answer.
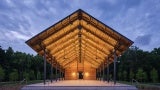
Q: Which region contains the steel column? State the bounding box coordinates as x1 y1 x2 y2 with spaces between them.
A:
100 67 101 81
51 58 53 83
103 62 105 81
62 70 63 80
63 69 65 80
56 62 58 81
59 66 61 81
107 58 110 83
96 69 97 80
114 50 117 85
98 68 100 80
43 49 46 85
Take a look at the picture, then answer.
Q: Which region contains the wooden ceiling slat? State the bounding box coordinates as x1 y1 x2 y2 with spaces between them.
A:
26 11 80 46
81 44 105 61
50 38 78 55
63 59 77 68
84 53 101 65
82 38 109 55
55 47 76 60
46 30 78 49
43 25 78 48
26 9 133 69
82 26 116 48
82 29 125 55
60 54 77 65
84 59 98 68
53 44 75 57
81 12 133 46
82 30 113 50
57 50 77 63
63 57 77 67
81 20 117 45
85 50 104 62
81 42 106 57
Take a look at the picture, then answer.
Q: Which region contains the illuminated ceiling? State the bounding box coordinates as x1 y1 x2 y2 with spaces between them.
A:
26 9 133 69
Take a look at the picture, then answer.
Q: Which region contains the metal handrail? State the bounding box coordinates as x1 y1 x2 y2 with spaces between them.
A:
19 78 27 84
132 79 139 87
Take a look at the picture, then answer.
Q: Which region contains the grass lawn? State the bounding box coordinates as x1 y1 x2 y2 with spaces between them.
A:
118 81 160 90
0 80 43 90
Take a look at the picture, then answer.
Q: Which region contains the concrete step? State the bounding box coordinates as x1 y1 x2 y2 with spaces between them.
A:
21 86 138 90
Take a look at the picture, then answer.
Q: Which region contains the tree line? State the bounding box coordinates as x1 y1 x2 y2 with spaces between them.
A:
114 46 159 83
0 46 54 82
0 46 159 83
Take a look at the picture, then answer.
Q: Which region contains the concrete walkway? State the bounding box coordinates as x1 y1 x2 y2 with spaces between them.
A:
21 80 138 90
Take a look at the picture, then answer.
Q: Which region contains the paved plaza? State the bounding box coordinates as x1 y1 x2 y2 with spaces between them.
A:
21 80 137 90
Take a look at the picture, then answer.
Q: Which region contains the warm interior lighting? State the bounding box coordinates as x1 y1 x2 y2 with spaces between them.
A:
72 72 76 76
85 72 89 77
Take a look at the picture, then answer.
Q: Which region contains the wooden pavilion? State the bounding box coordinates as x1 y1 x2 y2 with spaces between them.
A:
26 9 133 84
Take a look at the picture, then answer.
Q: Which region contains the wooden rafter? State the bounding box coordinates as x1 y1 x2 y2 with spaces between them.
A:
26 9 133 69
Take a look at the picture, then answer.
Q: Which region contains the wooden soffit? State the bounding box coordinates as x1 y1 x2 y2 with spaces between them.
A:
26 9 133 69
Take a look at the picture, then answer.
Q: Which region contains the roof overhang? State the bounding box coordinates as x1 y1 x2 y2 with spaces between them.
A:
26 9 133 69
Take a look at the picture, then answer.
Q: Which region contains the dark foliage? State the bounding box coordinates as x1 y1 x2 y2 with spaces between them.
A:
113 46 160 83
0 46 52 81
0 46 159 83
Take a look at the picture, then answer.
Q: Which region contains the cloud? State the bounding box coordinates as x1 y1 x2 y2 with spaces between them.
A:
5 31 30 40
0 0 160 54
135 34 152 46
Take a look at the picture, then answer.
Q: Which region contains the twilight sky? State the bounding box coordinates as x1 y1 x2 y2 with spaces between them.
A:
0 0 160 54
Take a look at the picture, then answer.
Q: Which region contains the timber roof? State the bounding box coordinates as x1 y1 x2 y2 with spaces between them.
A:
26 9 133 69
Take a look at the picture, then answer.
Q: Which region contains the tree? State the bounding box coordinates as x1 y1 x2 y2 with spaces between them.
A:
37 71 41 80
136 68 143 82
0 45 160 83
9 69 18 81
23 72 30 81
118 71 122 81
0 66 5 81
123 71 127 81
29 70 35 80
150 68 158 83
142 72 147 82
129 70 134 81
0 46 5 67
136 68 146 82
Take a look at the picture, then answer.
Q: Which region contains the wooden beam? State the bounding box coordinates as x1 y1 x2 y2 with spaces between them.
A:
46 30 78 49
26 9 80 46
55 46 76 60
85 53 101 65
82 38 109 55
81 42 106 57
85 59 98 68
50 38 78 55
63 58 77 68
45 26 78 47
81 14 133 45
82 26 115 47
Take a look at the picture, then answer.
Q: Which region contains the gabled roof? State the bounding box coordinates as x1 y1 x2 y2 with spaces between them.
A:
26 9 133 69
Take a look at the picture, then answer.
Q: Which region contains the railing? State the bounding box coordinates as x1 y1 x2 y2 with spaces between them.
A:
19 78 27 85
132 79 139 88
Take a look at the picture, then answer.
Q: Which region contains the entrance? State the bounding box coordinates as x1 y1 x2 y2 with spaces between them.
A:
78 72 83 79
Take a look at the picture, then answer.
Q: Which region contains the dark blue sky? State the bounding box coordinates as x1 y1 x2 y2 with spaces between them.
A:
0 0 160 54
